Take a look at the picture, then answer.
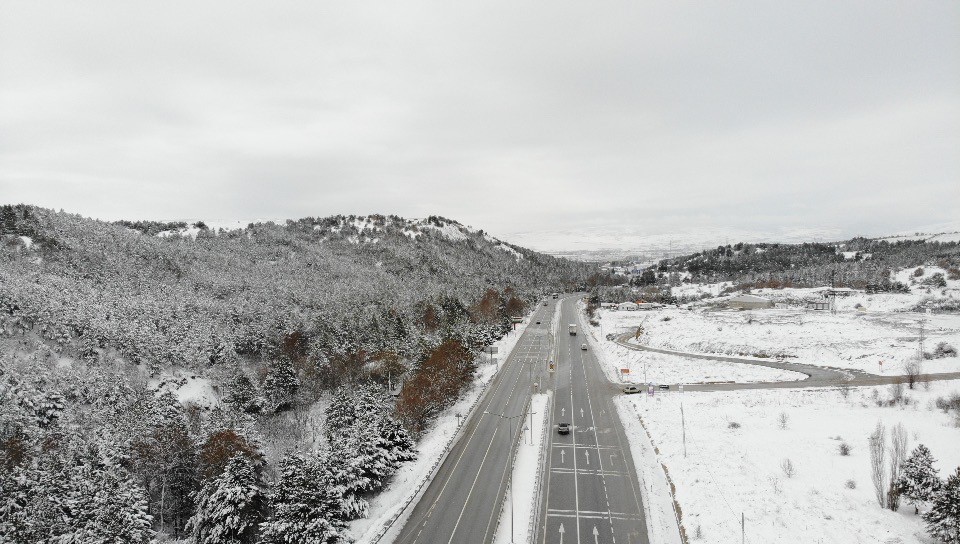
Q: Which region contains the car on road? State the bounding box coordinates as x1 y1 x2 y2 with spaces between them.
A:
543 302 548 306
657 384 670 391
581 343 587 350
535 320 541 324
622 385 641 394
557 422 570 435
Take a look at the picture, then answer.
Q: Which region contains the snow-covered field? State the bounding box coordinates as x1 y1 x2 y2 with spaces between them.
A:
595 301 960 376
620 382 960 544
583 312 805 384
493 393 550 544
351 315 532 543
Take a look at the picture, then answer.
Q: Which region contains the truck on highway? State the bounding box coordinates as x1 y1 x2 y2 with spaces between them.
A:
569 323 576 335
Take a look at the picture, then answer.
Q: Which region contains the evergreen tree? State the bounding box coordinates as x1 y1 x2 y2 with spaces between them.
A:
260 453 348 544
187 454 266 544
263 357 299 412
924 467 960 543
895 444 942 514
225 372 264 414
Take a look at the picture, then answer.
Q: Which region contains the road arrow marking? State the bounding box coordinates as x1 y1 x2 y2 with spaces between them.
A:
561 407 566 417
580 408 585 418
559 522 565 544
593 525 600 543
560 450 565 463
585 450 590 465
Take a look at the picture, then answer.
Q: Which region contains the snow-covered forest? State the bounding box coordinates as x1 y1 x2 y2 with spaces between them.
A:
644 239 960 291
0 204 593 543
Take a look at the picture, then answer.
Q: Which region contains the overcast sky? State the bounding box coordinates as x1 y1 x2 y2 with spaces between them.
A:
1 1 958 251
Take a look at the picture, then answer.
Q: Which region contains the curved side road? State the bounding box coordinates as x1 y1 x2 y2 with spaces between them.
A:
613 332 960 392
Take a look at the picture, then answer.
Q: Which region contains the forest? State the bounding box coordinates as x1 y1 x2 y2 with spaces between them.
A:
0 204 593 543
634 238 960 293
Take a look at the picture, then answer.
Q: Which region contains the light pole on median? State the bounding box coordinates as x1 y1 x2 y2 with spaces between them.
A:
484 410 524 544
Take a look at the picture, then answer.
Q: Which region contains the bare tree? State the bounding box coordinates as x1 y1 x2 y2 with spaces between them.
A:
869 421 888 508
888 423 909 510
905 360 922 390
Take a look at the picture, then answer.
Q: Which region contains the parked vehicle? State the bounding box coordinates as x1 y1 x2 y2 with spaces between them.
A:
557 422 570 435
569 324 576 335
622 385 641 394
657 384 670 391
581 343 587 350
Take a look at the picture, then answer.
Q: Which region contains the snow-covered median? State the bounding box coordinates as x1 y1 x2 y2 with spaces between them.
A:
620 382 960 543
493 392 551 544
350 317 533 543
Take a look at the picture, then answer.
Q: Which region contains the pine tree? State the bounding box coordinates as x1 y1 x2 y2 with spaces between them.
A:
895 444 941 514
924 467 960 543
187 454 267 544
263 357 300 413
260 453 348 544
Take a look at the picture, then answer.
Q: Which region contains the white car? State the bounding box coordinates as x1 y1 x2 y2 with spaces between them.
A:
581 343 587 350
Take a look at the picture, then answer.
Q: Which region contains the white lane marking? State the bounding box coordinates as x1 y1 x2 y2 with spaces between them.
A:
568 315 581 544
579 337 618 537
403 327 531 544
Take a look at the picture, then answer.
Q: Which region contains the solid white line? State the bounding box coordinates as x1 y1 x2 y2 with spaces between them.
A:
568 306 582 544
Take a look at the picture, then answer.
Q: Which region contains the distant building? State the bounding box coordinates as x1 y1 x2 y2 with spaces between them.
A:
617 302 640 311
807 301 831 311
727 294 774 310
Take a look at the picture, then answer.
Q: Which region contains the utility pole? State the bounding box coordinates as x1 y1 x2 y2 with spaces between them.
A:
681 399 687 458
919 316 926 362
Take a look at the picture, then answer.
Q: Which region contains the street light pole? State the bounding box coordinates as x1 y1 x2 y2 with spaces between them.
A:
484 409 523 544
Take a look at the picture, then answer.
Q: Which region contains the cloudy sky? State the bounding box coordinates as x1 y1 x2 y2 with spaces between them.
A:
1 1 957 251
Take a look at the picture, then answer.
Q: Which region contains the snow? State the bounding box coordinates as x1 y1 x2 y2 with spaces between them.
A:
493 393 550 544
18 235 33 248
619 381 960 544
584 309 805 384
613 397 683 544
497 243 523 260
351 314 534 543
156 226 201 239
593 304 960 376
148 370 219 409
927 232 960 243
420 222 469 241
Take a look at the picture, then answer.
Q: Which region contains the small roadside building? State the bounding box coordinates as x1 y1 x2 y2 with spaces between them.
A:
617 301 640 311
727 294 774 310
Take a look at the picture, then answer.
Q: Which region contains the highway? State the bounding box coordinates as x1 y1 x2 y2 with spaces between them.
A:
393 298 555 544
536 297 649 544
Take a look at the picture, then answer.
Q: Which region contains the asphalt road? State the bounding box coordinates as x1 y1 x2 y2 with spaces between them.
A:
536 297 649 544
394 299 554 544
614 332 960 392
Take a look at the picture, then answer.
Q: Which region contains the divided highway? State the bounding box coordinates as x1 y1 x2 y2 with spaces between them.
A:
536 297 649 544
393 299 555 544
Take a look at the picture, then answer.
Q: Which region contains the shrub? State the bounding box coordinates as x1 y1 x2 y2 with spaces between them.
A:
913 267 925 278
778 412 789 430
728 421 741 429
781 458 795 478
839 442 852 456
846 479 857 490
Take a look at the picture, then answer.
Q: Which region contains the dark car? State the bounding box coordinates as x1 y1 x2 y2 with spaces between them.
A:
535 320 541 324
657 384 670 391
622 385 641 394
557 422 570 435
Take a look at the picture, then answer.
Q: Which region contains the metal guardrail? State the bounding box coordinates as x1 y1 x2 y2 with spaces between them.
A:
370 318 535 544
369 360 500 544
490 394 533 543
528 390 554 543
